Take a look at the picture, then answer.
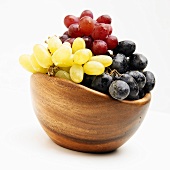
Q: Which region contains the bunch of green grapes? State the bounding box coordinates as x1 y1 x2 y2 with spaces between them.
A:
19 36 113 83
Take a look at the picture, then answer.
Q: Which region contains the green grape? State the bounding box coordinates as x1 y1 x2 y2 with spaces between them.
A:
52 44 73 67
83 61 105 75
55 70 71 80
59 66 71 73
90 55 112 67
33 44 53 68
62 41 71 47
70 64 84 83
30 54 47 73
73 49 92 65
19 54 36 73
72 37 86 53
48 36 62 54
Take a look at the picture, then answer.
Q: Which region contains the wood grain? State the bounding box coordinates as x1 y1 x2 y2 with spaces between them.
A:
30 73 151 153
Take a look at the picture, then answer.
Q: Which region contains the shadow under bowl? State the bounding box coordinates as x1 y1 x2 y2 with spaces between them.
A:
30 73 151 153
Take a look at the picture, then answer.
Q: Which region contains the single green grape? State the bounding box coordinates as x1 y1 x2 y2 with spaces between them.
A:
19 54 36 73
83 61 105 75
90 55 112 67
70 64 84 83
72 37 85 53
30 54 47 73
73 49 92 65
33 44 53 68
48 36 62 54
52 44 73 67
55 70 71 80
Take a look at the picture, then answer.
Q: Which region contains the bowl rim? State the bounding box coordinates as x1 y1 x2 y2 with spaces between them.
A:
31 73 151 105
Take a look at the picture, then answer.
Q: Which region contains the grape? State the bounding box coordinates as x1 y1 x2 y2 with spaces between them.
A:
33 44 53 68
91 73 112 93
113 40 136 56
72 37 86 53
105 24 112 35
109 80 130 100
92 40 108 55
70 64 84 83
59 34 69 43
73 49 92 65
82 36 93 49
90 55 112 67
96 15 112 24
139 89 146 99
113 73 139 99
81 74 96 88
127 70 146 90
79 16 94 36
105 35 118 50
52 44 73 67
47 36 62 54
59 66 70 73
63 31 69 35
129 53 148 71
91 23 109 40
143 71 155 92
110 53 128 73
55 70 71 80
30 54 47 73
19 54 36 73
62 41 71 47
68 23 83 38
80 10 93 19
64 15 79 28
64 38 75 46
83 61 105 75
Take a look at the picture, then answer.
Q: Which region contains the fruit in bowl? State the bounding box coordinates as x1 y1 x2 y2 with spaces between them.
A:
19 10 155 153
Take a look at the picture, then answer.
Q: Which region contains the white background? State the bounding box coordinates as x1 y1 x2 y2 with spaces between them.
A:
0 0 170 169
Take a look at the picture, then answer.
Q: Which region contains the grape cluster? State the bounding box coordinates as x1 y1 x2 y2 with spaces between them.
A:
19 10 155 101
60 10 118 55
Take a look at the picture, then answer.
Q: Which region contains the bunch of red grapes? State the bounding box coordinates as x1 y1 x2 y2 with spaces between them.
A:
59 10 118 55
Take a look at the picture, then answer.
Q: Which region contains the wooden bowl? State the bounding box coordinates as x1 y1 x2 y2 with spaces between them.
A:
30 73 151 153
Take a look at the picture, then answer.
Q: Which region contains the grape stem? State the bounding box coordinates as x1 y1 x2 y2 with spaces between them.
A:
48 64 59 76
109 69 122 77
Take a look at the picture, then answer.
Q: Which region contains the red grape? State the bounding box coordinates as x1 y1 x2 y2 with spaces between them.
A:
82 36 93 49
80 10 93 19
79 16 94 36
105 35 118 50
68 23 83 38
105 24 112 35
92 40 108 55
91 23 109 40
63 31 69 35
59 34 69 43
96 15 112 24
64 15 79 28
64 38 75 46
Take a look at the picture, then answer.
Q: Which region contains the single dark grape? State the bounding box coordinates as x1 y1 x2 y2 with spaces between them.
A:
113 40 136 56
139 89 146 99
96 15 112 24
91 73 112 93
68 23 83 38
127 70 146 90
143 71 155 92
92 40 108 55
64 15 79 28
113 73 139 99
129 53 148 71
82 36 93 49
110 53 128 73
81 74 96 88
80 10 93 19
109 80 130 100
